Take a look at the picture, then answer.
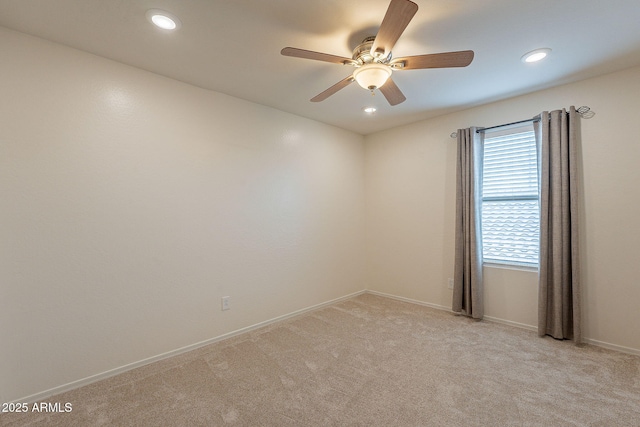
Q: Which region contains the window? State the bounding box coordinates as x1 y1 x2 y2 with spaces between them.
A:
481 125 539 266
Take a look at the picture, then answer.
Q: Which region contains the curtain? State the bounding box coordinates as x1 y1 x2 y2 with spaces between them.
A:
453 127 484 319
535 107 581 342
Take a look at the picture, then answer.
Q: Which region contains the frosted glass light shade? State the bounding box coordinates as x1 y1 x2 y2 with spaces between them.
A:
353 63 392 90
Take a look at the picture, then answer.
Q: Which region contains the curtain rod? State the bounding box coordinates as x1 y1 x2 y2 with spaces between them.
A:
449 106 594 138
475 116 540 133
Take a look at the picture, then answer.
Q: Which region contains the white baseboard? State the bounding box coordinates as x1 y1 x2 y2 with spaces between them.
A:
12 288 639 403
13 290 366 404
366 290 640 356
364 290 452 312
483 315 537 332
365 290 536 333
582 337 640 356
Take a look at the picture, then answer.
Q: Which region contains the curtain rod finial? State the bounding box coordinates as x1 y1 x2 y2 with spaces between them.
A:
450 132 458 138
577 106 595 119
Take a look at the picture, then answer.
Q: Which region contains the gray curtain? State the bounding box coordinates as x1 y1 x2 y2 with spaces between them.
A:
535 107 581 342
453 127 484 319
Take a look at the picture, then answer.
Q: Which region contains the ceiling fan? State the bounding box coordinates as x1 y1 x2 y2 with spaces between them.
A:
281 0 474 106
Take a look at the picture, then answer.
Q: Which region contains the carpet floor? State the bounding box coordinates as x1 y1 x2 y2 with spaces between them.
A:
2 293 639 426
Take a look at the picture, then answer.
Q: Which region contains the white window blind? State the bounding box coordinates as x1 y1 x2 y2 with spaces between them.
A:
481 127 539 266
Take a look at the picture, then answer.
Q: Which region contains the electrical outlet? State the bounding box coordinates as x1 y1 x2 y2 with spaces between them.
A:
447 278 454 289
221 296 230 311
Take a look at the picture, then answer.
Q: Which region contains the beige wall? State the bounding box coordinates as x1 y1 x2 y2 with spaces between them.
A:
365 65 640 353
0 28 365 402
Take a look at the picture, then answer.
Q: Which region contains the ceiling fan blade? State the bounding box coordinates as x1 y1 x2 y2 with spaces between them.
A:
370 0 418 59
379 77 406 106
281 47 355 65
390 50 475 70
311 75 355 102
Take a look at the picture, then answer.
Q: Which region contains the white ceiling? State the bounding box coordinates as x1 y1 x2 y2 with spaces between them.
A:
1 0 640 135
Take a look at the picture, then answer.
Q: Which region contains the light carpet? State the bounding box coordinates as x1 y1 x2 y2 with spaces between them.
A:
2 293 639 426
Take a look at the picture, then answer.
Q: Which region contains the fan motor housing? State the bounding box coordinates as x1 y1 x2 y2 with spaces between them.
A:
352 36 392 64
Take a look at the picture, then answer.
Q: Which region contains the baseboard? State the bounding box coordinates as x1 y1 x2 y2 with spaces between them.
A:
13 290 366 404
582 337 640 356
364 290 452 312
12 288 639 403
483 315 537 332
365 290 640 356
365 290 536 333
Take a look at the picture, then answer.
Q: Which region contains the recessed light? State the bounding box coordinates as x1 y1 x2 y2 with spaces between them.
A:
363 107 377 114
521 48 551 63
146 9 181 31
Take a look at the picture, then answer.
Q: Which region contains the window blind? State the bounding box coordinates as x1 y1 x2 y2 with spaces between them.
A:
482 129 539 266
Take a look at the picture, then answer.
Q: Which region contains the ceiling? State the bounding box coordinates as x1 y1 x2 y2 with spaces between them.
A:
1 0 640 135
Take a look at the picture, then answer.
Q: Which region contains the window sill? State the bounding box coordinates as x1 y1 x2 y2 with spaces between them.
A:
483 262 538 273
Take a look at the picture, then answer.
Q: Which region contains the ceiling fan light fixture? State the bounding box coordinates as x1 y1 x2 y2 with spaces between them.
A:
363 107 377 114
522 48 551 63
280 0 474 106
353 63 392 91
146 9 181 31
